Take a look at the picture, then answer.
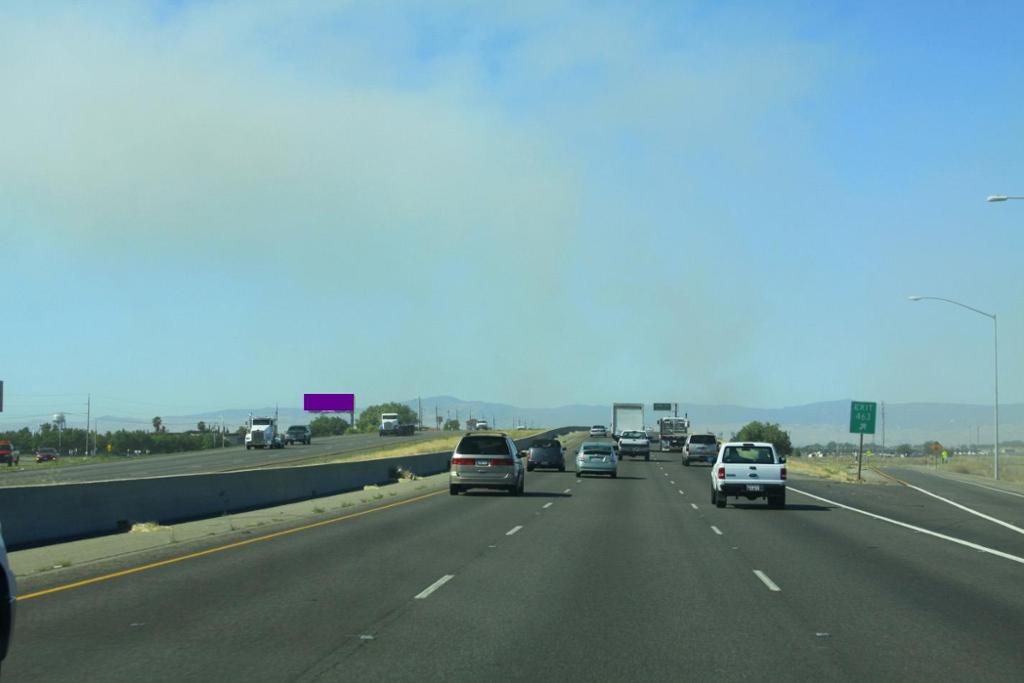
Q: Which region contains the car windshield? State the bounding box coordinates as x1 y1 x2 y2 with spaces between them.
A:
457 437 510 456
722 446 775 464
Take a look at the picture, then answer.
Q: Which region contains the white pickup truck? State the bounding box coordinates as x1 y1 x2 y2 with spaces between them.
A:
617 429 650 461
710 441 786 509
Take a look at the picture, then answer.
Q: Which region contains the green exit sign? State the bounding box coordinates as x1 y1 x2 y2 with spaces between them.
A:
653 403 672 411
849 401 877 434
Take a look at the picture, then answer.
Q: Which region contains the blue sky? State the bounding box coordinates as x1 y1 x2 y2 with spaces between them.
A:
1 1 1022 426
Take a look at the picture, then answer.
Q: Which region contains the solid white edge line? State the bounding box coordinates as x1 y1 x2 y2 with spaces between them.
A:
903 483 1024 536
542 502 552 509
415 574 454 599
506 525 523 536
947 479 1024 499
788 487 1024 566
711 525 723 535
753 570 781 592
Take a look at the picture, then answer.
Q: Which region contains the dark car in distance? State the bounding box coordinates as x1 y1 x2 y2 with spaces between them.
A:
285 425 312 445
526 439 565 472
35 447 58 463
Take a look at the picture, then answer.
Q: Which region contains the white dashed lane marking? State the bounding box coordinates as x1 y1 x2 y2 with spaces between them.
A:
506 525 523 536
753 570 781 592
415 574 455 599
711 526 723 536
542 502 552 509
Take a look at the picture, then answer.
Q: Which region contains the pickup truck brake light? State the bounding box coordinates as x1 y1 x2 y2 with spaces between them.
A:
717 466 725 480
781 466 787 480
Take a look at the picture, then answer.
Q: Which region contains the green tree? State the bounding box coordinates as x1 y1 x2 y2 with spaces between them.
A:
197 421 207 432
152 416 163 433
734 421 792 456
895 443 913 456
356 402 419 433
443 418 460 431
310 415 350 437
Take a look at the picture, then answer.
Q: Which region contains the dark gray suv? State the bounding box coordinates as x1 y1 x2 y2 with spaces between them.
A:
285 425 312 445
526 439 565 472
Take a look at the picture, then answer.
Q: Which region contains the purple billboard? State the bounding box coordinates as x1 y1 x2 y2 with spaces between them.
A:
303 393 355 412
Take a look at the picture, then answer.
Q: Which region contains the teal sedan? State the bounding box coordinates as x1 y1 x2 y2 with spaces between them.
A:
576 441 618 478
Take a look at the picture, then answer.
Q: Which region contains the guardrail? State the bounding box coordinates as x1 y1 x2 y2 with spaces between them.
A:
0 427 586 549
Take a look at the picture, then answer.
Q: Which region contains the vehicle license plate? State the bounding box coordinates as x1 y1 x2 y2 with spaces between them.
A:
476 459 490 466
746 484 762 492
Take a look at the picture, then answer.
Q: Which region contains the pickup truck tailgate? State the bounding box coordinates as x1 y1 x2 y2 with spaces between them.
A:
721 463 784 484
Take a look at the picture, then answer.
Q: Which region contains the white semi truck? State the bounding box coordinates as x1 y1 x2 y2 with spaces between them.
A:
245 415 284 450
611 403 645 440
659 415 691 453
379 412 416 437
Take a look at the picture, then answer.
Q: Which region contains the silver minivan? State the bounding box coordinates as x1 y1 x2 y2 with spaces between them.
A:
1 523 15 674
450 433 525 495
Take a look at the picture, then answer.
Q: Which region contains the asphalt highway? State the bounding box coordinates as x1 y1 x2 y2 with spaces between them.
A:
4 439 1023 681
0 431 446 487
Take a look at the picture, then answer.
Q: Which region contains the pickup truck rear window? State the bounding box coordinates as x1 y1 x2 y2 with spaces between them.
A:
457 437 511 456
722 446 775 464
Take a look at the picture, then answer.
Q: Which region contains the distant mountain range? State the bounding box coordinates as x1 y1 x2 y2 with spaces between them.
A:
31 396 1024 447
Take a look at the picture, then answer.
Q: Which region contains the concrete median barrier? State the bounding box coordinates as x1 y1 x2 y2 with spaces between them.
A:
0 427 584 549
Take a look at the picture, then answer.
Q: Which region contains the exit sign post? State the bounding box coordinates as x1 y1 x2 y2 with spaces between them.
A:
850 400 877 481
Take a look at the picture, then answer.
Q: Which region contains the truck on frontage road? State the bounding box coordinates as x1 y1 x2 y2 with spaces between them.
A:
380 412 416 437
246 415 284 450
611 403 645 441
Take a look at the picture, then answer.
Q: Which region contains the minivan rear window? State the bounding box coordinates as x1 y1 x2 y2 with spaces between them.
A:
457 436 510 456
690 435 716 445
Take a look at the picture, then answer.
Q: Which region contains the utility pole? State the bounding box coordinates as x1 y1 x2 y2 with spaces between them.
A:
881 401 885 454
418 397 423 428
85 394 91 455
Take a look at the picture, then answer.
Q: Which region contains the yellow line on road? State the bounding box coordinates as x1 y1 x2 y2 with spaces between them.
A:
870 467 909 486
17 489 445 602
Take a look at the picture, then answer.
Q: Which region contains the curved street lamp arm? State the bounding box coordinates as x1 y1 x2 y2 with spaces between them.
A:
910 296 995 320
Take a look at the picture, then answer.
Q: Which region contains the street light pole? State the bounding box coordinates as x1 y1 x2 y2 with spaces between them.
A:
986 195 1024 202
909 295 1000 480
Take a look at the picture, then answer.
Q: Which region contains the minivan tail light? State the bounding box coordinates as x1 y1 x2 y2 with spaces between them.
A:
717 466 725 480
491 458 514 466
781 467 787 480
451 457 475 466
